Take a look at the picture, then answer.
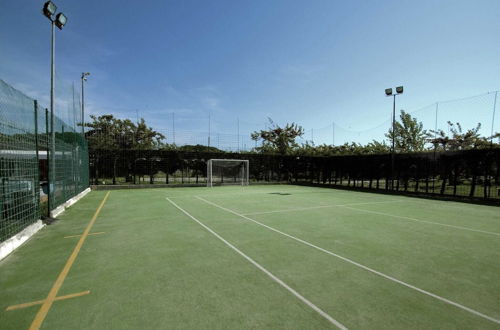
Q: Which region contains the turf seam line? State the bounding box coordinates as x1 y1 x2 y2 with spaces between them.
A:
242 200 405 216
196 196 500 326
63 232 105 239
28 192 111 330
6 291 91 311
166 197 347 330
340 206 500 236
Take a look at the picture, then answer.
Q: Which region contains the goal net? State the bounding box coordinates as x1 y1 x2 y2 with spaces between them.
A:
207 159 249 187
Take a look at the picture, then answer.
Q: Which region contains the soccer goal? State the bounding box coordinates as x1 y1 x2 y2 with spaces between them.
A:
207 159 249 187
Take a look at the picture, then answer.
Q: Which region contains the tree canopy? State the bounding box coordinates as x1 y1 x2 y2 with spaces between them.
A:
385 110 427 153
85 114 165 150
251 118 304 155
428 122 489 151
85 112 498 157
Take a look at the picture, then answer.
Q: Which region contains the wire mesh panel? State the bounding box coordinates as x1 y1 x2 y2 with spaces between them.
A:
0 80 40 242
0 79 89 243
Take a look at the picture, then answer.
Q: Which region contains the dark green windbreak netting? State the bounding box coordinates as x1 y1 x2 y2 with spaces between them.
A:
0 79 89 243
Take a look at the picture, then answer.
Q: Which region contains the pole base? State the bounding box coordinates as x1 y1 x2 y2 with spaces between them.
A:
41 216 57 225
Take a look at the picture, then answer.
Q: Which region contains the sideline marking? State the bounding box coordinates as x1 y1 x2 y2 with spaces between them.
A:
6 291 90 311
64 232 106 239
242 200 404 216
196 196 500 326
166 197 347 330
29 192 111 330
341 206 500 237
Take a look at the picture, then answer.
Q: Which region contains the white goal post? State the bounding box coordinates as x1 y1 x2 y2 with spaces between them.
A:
207 159 249 187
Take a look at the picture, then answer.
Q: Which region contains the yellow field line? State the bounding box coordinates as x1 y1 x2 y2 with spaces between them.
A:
29 192 110 330
6 291 91 311
64 232 106 239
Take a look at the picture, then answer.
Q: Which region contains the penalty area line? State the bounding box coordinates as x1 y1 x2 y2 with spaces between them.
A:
165 197 347 330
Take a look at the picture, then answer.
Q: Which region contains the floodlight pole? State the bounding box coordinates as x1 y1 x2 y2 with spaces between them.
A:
391 94 396 190
43 1 67 216
386 86 403 190
49 19 56 215
81 73 89 135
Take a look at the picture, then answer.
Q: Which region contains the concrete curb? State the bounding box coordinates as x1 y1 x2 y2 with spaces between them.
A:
0 220 45 261
51 187 91 218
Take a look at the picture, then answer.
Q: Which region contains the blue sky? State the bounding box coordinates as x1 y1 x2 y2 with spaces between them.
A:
1 0 499 148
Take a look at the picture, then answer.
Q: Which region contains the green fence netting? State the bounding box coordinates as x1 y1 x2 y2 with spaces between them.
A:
0 80 40 242
0 79 89 243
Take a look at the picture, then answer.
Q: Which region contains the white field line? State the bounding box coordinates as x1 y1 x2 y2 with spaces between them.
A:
165 198 347 330
341 206 500 237
242 200 405 216
196 196 500 326
164 187 376 200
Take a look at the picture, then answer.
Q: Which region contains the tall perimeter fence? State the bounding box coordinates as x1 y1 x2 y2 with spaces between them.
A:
117 90 499 151
89 147 500 203
0 79 89 243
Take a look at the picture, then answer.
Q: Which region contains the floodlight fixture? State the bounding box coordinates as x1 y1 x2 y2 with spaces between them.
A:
43 1 57 19
55 13 67 29
385 88 393 96
396 86 404 94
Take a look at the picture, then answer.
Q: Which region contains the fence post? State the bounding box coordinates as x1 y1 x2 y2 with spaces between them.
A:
45 108 51 217
34 100 40 218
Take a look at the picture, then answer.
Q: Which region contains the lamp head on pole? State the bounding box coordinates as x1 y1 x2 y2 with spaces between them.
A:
81 72 90 81
43 1 57 19
396 86 404 94
385 88 393 96
55 12 67 29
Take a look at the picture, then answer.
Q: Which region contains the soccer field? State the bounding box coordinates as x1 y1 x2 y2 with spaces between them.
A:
1 185 499 329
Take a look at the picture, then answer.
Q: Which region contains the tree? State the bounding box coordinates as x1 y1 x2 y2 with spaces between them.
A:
490 132 500 145
428 122 488 151
251 118 304 155
84 114 165 150
84 114 165 183
385 110 427 152
176 144 223 153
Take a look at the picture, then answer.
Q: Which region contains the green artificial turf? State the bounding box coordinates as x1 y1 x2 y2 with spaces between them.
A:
0 185 499 329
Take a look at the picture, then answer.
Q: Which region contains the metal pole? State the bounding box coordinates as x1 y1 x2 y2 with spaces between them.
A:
45 108 50 217
332 122 335 146
173 112 175 144
432 102 439 193
81 75 85 135
34 101 40 214
49 20 56 215
391 94 396 189
434 102 439 137
237 117 240 152
491 91 498 145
